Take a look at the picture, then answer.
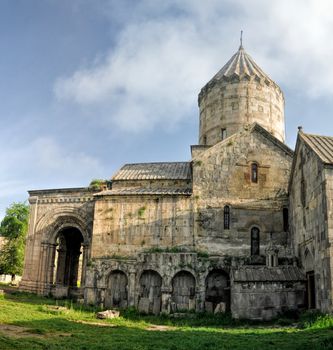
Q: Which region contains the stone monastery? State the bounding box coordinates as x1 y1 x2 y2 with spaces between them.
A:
20 42 333 320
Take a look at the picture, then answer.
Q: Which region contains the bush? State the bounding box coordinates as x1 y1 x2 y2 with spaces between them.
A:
299 310 333 329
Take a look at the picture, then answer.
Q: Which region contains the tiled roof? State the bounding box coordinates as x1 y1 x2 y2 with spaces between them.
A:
112 162 191 180
232 266 305 282
300 132 333 165
95 188 192 196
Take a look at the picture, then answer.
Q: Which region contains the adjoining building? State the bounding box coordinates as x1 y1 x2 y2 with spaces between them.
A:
20 43 333 320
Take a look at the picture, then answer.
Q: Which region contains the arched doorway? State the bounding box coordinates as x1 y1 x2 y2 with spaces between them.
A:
54 227 84 289
205 270 230 313
105 270 128 308
171 271 196 311
138 270 162 315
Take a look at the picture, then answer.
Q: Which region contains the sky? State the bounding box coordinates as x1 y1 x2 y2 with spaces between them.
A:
1 0 333 219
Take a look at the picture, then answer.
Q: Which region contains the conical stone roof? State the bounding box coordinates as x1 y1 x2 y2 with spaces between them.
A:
198 43 286 145
202 45 280 92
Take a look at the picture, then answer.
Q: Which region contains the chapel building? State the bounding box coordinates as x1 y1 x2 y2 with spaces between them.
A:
20 43 333 320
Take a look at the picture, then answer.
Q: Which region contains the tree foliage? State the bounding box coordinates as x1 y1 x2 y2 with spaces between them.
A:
0 202 29 278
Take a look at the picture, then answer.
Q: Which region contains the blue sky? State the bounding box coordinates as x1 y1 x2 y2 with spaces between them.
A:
1 0 333 219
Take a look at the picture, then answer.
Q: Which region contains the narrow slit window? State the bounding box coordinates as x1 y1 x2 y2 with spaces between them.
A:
251 163 258 183
221 128 227 140
251 227 260 256
224 205 230 229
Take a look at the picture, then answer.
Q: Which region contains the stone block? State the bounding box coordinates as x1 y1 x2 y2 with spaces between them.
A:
138 298 150 314
96 310 120 319
53 286 68 299
214 302 226 314
152 297 161 315
205 301 214 313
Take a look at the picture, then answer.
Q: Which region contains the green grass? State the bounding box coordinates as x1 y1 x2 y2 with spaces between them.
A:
0 291 333 349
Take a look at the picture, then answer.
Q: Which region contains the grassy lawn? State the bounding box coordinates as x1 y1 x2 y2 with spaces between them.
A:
0 290 332 350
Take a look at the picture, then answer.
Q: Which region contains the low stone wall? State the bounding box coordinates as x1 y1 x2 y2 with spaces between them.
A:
84 254 306 320
231 281 306 320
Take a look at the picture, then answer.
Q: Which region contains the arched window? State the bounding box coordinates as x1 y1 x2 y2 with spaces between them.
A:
224 206 230 229
251 163 258 183
251 227 260 256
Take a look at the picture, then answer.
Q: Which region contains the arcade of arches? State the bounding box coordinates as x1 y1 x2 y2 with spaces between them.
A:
87 265 231 315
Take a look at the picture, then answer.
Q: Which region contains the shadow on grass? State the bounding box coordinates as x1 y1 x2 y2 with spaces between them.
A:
1 316 333 350
1 291 333 350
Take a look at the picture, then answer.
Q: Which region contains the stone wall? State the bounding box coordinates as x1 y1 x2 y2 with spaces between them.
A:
289 136 333 312
85 253 232 313
91 195 193 257
231 281 305 320
192 124 293 257
85 253 305 320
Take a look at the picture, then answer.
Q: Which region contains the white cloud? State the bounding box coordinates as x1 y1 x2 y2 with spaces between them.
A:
0 136 105 220
54 0 333 133
0 137 103 194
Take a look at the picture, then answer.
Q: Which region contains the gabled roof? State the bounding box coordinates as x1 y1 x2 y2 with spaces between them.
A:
250 123 293 156
289 131 333 191
193 122 293 160
232 266 305 282
95 188 192 197
300 132 333 165
112 162 191 181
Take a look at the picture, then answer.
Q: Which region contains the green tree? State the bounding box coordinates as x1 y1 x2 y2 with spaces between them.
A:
0 202 29 282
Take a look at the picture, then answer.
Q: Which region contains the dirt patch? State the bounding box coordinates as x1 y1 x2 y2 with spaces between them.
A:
0 323 71 338
74 320 118 327
145 325 175 331
0 324 45 338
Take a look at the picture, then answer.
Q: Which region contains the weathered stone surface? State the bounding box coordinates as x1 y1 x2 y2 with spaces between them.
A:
214 302 226 314
289 132 333 313
96 310 120 319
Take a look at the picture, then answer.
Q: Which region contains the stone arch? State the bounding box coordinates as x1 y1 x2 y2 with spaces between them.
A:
35 210 91 297
171 271 196 312
105 270 128 309
137 270 162 315
205 269 230 313
36 207 91 245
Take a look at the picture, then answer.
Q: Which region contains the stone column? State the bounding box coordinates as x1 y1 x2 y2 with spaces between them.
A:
161 287 172 313
46 243 57 286
38 242 49 294
80 244 89 288
56 245 67 285
128 269 136 307
20 196 39 290
197 272 206 312
69 250 81 287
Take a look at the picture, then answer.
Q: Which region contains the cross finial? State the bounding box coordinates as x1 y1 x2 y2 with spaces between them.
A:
240 30 243 49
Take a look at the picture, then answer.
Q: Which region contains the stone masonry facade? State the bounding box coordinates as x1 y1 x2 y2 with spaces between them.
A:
20 44 333 320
